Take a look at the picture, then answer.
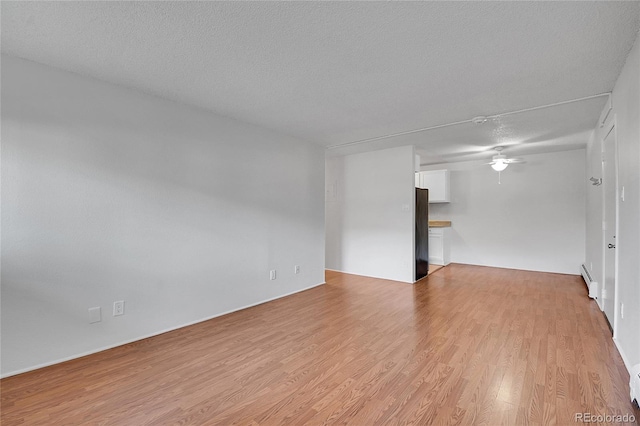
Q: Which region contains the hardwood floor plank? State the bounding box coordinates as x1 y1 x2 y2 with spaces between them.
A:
2 265 637 425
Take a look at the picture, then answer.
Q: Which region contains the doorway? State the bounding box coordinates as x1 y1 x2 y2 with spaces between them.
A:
601 122 618 332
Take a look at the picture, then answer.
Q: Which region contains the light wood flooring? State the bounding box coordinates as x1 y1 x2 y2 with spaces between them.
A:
428 264 444 274
2 264 638 425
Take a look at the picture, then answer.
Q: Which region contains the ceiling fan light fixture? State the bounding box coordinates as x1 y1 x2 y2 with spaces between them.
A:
491 160 508 172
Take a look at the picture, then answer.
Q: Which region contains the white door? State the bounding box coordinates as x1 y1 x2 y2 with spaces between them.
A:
602 124 617 330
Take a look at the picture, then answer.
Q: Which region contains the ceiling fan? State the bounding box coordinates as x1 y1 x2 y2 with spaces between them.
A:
486 146 524 171
486 146 524 183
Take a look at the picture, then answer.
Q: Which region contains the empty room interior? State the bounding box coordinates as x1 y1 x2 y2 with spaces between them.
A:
2 2 640 425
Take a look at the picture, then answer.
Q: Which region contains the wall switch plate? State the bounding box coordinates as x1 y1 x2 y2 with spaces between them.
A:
270 270 276 280
621 186 625 202
602 289 608 300
621 303 624 319
113 301 125 316
294 265 300 274
89 307 101 324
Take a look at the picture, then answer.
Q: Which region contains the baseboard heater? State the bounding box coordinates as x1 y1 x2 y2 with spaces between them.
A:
581 264 598 300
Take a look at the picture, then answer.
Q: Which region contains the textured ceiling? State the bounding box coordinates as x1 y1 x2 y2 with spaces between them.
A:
2 1 639 164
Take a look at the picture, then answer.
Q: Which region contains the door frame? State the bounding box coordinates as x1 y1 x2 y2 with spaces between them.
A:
600 116 619 336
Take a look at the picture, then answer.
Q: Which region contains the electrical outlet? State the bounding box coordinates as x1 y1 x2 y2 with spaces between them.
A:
294 265 300 274
89 307 101 324
113 300 125 316
270 270 276 280
621 303 624 319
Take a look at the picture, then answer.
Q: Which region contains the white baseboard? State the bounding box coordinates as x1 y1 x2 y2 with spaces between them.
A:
1 281 326 379
613 337 631 375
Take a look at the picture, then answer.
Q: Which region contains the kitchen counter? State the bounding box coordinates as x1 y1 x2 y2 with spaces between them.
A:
428 220 451 228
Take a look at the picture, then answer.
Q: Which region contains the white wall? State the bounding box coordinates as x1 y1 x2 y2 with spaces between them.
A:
425 149 586 275
325 146 415 283
0 56 326 377
585 33 640 371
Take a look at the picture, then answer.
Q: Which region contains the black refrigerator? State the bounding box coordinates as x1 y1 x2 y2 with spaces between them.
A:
415 188 429 281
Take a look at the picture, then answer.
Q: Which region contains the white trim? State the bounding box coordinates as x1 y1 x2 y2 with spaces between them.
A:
0 281 326 379
598 94 612 128
596 292 604 311
612 118 620 339
412 146 417 285
613 337 631 374
600 117 620 337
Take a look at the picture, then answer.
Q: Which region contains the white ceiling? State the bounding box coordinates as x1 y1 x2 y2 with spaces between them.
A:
2 1 639 164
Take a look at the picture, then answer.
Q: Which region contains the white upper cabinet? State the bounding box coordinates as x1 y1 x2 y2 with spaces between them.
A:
416 170 450 203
